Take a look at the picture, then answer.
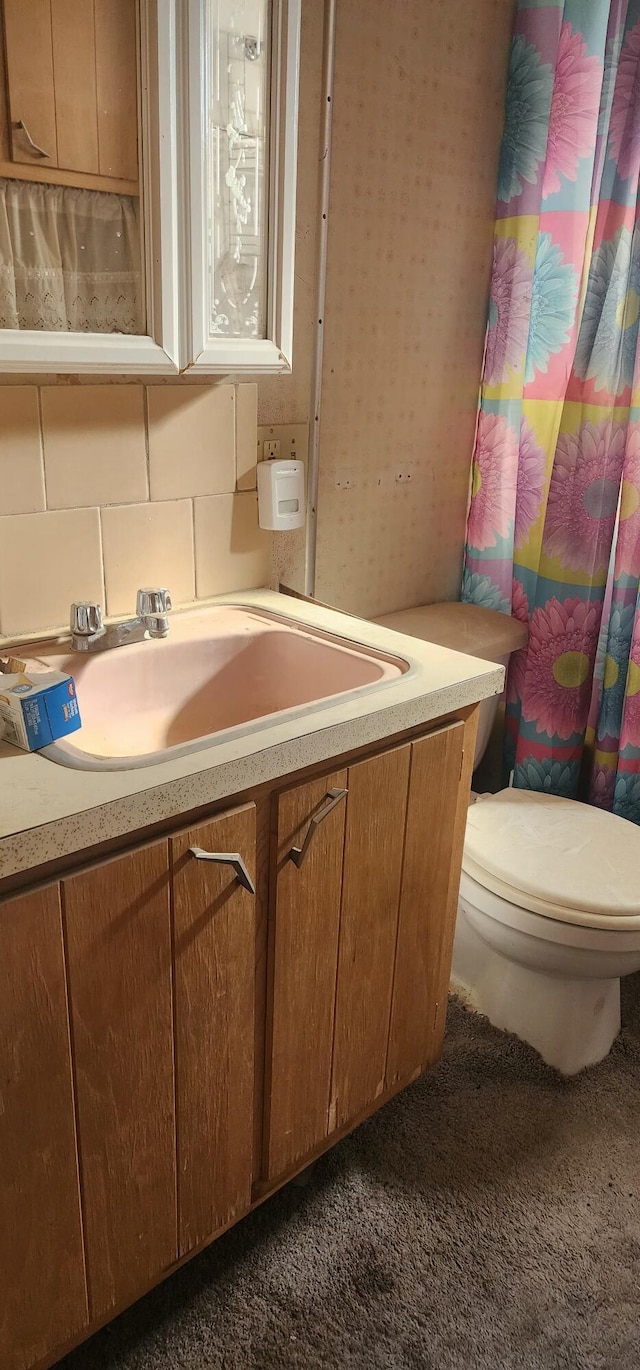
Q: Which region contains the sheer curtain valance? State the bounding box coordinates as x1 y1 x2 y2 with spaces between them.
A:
0 178 143 334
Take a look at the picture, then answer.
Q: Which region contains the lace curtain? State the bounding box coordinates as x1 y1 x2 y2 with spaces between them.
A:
0 178 143 333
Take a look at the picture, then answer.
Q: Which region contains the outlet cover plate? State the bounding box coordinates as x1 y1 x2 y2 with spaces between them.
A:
257 423 309 468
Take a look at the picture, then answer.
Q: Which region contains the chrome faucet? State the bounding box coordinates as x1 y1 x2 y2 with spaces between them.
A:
70 588 172 653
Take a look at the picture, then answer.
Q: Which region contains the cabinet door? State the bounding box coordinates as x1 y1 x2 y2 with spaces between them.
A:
386 722 465 1089
329 744 411 1131
265 768 347 1181
0 884 88 1370
266 722 468 1182
171 804 256 1257
4 0 138 183
63 841 176 1322
3 0 58 168
49 0 99 176
93 0 139 182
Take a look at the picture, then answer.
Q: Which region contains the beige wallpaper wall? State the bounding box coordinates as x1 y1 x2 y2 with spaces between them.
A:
0 0 513 644
311 0 515 618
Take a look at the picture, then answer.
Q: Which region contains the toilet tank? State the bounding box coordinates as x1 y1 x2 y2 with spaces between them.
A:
373 602 528 770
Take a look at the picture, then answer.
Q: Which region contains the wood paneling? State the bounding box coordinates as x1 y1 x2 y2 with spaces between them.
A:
4 0 58 167
330 744 410 1130
0 884 87 1370
171 805 256 1256
51 0 99 175
95 0 138 182
63 841 176 1321
265 768 347 1180
386 722 465 1089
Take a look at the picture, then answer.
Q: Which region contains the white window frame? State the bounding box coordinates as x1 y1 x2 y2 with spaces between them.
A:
184 0 301 376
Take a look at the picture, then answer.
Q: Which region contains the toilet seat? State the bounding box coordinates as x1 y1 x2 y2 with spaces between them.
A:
459 870 640 951
463 788 640 931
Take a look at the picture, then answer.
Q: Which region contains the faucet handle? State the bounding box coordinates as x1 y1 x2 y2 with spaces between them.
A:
137 587 172 639
136 587 172 618
70 600 104 637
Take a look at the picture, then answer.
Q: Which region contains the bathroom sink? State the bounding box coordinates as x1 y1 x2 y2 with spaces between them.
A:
23 604 408 771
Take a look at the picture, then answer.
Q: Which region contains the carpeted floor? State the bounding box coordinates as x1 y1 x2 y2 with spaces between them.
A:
60 977 640 1370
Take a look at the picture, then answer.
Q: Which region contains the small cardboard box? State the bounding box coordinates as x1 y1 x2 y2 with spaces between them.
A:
0 668 81 751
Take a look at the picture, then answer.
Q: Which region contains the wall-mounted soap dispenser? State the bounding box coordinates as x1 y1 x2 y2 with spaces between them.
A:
257 459 305 530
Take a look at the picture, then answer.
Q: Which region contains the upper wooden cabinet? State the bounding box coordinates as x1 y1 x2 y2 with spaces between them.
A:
2 0 138 191
0 0 301 375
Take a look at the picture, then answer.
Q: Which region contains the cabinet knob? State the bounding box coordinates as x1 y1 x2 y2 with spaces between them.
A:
188 848 256 894
288 787 348 868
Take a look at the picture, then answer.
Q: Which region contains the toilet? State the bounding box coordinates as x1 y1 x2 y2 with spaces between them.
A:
375 601 640 1075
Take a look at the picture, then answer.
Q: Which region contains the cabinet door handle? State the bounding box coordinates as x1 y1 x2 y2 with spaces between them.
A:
288 787 348 868
188 848 256 894
13 119 50 158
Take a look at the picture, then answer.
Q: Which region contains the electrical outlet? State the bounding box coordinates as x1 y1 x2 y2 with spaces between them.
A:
257 423 309 466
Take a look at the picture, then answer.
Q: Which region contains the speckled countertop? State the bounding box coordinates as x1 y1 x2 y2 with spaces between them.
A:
0 590 504 883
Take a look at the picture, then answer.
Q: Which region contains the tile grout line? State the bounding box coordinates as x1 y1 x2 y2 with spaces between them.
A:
142 384 151 502
37 386 49 511
97 506 107 613
190 497 198 600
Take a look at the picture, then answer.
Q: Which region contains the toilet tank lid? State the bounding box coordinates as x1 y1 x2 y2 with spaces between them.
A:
463 788 640 921
374 602 527 659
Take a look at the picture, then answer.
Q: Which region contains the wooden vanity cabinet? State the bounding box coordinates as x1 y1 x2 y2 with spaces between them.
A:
0 709 477 1370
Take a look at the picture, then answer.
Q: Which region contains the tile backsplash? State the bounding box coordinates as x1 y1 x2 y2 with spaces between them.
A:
0 381 270 642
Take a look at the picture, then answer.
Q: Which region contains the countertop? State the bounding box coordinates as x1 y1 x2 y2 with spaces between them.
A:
0 590 504 882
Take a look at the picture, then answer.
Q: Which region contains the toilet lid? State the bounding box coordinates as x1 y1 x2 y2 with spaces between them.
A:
463 789 640 927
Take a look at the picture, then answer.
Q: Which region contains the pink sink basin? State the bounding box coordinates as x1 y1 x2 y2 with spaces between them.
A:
24 605 408 770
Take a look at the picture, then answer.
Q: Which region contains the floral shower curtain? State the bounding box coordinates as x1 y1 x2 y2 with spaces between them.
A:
462 0 640 824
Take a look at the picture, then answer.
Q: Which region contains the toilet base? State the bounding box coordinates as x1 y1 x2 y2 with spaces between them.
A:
451 905 621 1076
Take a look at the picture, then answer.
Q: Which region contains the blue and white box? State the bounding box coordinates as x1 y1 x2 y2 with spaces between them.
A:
0 668 81 751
